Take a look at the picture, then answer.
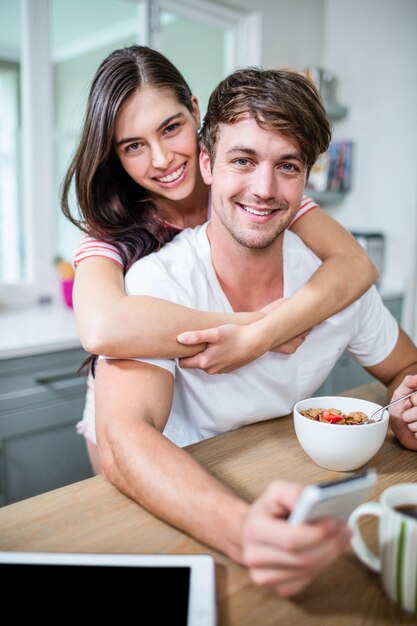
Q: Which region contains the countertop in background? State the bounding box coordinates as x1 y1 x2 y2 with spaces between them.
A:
0 282 404 361
0 304 81 360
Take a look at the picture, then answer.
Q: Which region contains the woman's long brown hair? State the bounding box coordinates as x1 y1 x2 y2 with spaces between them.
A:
61 45 196 271
62 46 196 373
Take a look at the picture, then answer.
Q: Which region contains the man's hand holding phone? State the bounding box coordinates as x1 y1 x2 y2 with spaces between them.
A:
241 480 353 597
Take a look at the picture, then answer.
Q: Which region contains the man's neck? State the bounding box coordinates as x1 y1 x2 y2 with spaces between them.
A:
206 222 284 312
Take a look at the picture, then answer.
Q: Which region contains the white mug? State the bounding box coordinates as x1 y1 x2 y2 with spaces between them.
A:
348 483 417 614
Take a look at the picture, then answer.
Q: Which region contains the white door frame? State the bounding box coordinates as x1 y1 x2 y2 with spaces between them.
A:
137 0 261 71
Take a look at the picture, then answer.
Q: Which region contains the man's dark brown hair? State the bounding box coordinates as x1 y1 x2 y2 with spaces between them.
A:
200 67 332 176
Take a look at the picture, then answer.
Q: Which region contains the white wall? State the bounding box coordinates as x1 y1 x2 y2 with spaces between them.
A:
198 0 326 103
322 0 417 338
214 0 325 69
259 0 324 70
234 0 417 339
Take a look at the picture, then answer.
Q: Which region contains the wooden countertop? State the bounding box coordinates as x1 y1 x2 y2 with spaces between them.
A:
0 381 416 625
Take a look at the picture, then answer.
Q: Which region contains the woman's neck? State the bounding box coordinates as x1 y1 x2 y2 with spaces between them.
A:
153 175 209 229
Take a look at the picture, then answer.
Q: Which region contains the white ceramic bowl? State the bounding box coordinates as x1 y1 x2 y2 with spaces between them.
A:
293 396 389 471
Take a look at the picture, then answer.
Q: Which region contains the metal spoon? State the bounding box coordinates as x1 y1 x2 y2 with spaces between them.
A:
364 389 417 424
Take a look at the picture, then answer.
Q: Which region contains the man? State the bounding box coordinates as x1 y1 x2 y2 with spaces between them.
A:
95 68 417 597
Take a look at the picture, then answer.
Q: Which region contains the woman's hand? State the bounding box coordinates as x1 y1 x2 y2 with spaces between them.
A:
177 324 263 373
177 322 308 374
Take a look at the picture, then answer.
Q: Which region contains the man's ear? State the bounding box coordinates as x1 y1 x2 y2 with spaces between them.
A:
199 149 213 185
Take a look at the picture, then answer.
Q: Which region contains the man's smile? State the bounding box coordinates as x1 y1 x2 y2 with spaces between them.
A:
236 201 289 221
239 204 275 216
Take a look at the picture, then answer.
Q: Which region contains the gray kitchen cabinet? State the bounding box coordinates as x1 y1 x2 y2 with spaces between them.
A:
315 294 403 396
0 348 93 505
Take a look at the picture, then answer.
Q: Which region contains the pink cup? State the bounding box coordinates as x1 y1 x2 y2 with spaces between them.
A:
61 279 74 308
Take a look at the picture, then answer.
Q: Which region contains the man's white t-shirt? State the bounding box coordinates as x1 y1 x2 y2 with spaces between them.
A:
117 223 399 448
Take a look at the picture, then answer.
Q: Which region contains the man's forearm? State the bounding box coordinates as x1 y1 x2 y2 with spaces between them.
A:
98 417 249 563
386 363 417 398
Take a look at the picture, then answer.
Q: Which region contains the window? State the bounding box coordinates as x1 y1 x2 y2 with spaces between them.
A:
0 0 22 294
52 0 138 266
0 0 260 309
0 61 21 284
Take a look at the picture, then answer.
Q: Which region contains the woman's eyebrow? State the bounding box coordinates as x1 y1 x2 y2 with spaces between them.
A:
156 112 185 132
115 135 141 147
116 112 185 147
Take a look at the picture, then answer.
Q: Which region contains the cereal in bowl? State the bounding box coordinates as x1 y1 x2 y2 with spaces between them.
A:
300 407 368 425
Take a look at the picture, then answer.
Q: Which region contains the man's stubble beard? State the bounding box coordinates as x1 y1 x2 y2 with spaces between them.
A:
211 196 298 251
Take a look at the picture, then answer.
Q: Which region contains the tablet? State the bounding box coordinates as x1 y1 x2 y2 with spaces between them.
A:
0 551 216 625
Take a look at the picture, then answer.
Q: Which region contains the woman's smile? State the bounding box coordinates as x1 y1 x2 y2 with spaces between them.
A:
153 161 187 187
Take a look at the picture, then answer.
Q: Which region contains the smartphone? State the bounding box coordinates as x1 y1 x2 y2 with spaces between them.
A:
288 469 377 524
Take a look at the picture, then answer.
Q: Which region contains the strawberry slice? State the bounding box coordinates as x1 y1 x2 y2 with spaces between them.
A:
322 410 343 423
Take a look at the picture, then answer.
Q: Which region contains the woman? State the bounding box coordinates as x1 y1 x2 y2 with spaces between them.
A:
62 46 377 473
